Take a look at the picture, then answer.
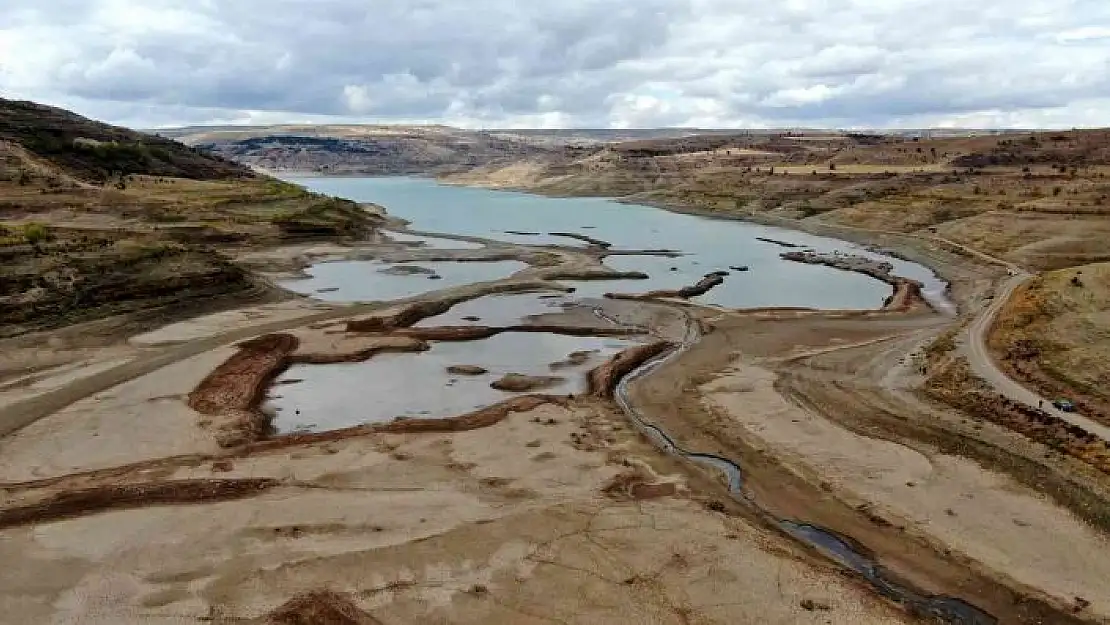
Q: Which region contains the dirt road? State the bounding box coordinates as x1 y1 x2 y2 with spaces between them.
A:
964 271 1110 441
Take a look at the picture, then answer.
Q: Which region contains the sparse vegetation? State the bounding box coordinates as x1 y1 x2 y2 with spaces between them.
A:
989 263 1110 419
0 97 384 334
21 222 49 244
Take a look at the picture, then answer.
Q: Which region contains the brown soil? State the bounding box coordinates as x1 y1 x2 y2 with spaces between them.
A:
0 478 278 529
447 364 488 375
989 265 1110 422
587 341 673 398
628 310 1102 624
244 396 562 455
490 373 564 392
256 591 384 625
608 272 726 300
926 358 1110 479
345 299 457 331
188 334 300 415
187 333 300 447
389 323 644 342
290 336 428 364
342 282 561 332
549 349 598 370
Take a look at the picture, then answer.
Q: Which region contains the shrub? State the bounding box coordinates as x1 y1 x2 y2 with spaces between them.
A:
22 222 50 244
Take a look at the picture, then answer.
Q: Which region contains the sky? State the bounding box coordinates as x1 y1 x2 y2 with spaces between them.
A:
1 0 1109 130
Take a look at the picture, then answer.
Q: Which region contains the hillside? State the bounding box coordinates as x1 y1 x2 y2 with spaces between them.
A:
160 126 772 176
989 262 1110 420
0 99 380 336
163 125 575 175
0 99 252 183
443 129 1110 271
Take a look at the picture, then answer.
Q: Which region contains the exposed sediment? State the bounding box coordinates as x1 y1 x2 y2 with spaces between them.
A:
780 250 928 312
446 364 488 375
0 478 279 529
756 236 804 248
605 272 726 301
343 282 561 332
588 341 674 398
491 373 564 392
388 324 645 342
188 333 300 415
345 300 459 332
542 269 650 282
243 395 560 454
549 350 598 370
255 591 384 625
548 231 612 248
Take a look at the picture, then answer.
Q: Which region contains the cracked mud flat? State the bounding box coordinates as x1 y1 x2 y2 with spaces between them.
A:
0 188 1103 625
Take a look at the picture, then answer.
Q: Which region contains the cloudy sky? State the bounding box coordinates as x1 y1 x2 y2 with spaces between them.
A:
2 0 1108 129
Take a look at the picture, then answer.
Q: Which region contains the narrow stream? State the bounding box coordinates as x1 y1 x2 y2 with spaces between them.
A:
614 308 997 625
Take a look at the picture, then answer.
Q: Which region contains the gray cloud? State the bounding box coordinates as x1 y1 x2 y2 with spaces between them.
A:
1 0 1108 128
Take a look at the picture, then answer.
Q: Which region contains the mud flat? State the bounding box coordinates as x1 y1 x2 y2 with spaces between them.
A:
625 305 1106 624
0 178 1094 625
0 398 915 624
606 271 727 301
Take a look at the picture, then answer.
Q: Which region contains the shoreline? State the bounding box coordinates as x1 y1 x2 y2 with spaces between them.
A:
276 172 969 315
4 175 1087 625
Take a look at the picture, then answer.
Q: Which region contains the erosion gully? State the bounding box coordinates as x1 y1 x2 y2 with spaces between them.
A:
615 306 997 625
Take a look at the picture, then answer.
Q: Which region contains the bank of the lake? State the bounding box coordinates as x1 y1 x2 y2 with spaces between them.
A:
284 176 949 312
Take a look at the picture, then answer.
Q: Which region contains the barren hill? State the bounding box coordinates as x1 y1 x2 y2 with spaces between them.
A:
0 99 380 336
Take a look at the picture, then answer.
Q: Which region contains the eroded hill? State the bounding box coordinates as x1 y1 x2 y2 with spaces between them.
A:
0 98 381 336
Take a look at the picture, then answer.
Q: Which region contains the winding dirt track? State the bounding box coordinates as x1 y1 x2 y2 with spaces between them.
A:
965 272 1110 440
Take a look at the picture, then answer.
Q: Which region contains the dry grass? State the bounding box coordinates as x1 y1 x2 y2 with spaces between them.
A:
990 263 1110 417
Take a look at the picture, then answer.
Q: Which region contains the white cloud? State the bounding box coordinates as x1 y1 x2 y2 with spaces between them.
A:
342 85 374 114
0 0 1108 128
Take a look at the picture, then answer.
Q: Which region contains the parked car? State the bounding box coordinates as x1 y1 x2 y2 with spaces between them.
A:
1052 398 1077 412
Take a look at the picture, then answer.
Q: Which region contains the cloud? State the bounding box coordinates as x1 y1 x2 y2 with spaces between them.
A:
1 0 1108 128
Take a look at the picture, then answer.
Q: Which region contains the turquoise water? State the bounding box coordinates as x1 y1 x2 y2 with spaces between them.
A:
286 176 946 310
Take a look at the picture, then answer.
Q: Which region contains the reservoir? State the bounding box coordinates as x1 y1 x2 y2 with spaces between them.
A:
285 176 947 311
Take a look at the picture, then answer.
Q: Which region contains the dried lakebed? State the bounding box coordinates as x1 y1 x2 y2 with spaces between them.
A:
614 310 997 625
232 181 999 620
0 181 1094 624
